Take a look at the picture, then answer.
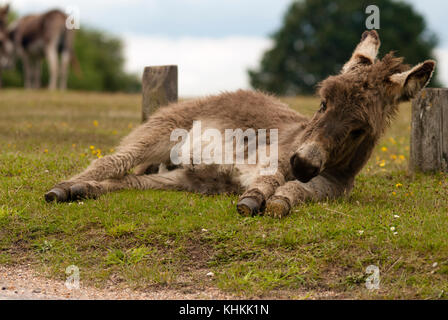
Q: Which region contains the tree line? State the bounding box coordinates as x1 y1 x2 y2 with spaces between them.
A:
249 0 441 95
2 10 141 92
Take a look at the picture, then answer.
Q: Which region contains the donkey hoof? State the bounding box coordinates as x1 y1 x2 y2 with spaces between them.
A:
236 197 260 216
45 188 69 202
69 183 89 200
265 198 291 218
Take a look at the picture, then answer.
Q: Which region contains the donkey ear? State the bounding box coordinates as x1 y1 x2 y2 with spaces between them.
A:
342 30 381 74
389 60 436 100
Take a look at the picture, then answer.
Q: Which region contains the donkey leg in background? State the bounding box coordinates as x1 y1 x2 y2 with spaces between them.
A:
236 171 286 216
18 49 32 88
59 50 70 90
264 174 353 218
30 58 42 89
59 29 75 90
45 41 59 90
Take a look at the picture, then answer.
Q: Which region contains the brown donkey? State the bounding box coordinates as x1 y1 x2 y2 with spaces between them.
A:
45 30 435 218
0 5 14 87
0 7 78 90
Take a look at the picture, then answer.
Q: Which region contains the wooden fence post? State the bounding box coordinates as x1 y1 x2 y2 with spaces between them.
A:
141 65 178 122
410 88 448 173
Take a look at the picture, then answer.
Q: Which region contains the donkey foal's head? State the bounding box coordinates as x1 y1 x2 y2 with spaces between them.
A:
291 30 435 182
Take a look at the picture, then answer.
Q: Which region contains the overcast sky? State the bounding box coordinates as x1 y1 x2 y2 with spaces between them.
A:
5 0 448 96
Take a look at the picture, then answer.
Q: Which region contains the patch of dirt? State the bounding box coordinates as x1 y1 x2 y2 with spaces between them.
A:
0 264 234 300
0 264 343 300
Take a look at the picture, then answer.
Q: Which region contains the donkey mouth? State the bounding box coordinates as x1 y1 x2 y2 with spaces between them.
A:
290 154 321 183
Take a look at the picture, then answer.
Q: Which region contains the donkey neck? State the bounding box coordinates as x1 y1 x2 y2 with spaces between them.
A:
325 135 378 183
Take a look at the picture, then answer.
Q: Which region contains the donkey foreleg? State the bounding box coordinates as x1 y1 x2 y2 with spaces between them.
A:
45 44 59 90
59 50 70 90
236 172 286 216
265 175 353 218
30 59 42 89
19 51 32 89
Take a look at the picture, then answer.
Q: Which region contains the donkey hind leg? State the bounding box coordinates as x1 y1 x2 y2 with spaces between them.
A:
30 59 42 89
67 169 190 200
265 175 353 218
20 52 32 89
45 43 59 90
59 50 70 90
45 123 177 202
236 170 285 216
67 166 240 200
45 149 170 202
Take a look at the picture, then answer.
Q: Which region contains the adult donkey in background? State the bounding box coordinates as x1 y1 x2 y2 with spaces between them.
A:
0 5 14 87
45 30 435 218
0 7 78 89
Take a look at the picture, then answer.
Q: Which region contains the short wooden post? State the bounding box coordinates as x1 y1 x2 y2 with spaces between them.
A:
410 88 448 173
141 65 178 122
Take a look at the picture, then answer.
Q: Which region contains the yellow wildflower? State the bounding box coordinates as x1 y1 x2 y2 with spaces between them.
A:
93 120 99 127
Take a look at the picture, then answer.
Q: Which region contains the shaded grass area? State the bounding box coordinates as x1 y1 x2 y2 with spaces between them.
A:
0 89 447 299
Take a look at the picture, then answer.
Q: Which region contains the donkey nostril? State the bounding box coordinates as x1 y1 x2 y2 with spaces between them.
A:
290 154 321 183
309 166 319 177
290 154 297 167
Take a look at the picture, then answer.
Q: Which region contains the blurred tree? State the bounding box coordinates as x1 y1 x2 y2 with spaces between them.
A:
2 10 141 92
249 0 440 95
65 28 141 92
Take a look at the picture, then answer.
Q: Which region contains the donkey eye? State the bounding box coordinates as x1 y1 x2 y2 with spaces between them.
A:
319 101 327 113
350 128 365 138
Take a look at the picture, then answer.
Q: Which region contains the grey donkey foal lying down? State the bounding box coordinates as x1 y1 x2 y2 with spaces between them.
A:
45 30 435 218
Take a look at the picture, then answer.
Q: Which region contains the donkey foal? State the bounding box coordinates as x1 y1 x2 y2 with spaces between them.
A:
45 30 435 218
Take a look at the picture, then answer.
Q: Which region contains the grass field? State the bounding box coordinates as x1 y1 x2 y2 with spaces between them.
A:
0 89 447 299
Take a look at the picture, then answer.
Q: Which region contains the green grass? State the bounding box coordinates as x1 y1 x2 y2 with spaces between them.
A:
0 89 447 299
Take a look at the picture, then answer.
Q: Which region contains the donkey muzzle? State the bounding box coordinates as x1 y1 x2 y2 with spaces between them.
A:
290 144 325 183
